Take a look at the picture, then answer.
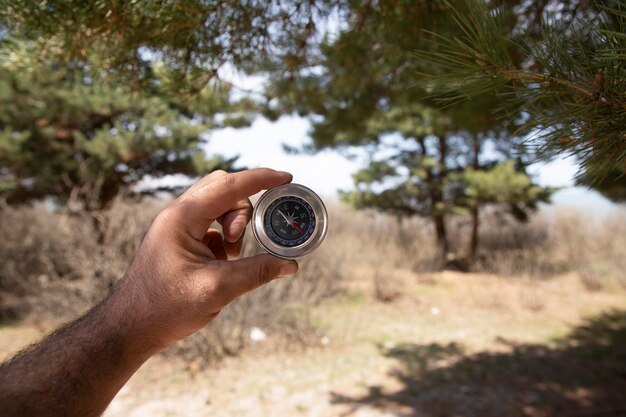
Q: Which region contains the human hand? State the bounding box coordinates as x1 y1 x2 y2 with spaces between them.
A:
115 168 299 352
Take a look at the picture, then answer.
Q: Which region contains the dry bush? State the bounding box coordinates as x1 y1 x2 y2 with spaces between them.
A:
2 197 623 361
472 215 560 278
171 204 350 363
324 204 440 270
0 198 347 363
550 210 626 290
472 208 626 287
371 267 403 302
0 199 161 319
323 205 439 302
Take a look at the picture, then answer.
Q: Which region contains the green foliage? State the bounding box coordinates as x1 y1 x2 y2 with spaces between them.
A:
0 0 335 90
414 0 626 185
266 0 553 257
0 1 342 209
0 39 246 209
342 159 551 219
577 167 626 202
464 160 554 221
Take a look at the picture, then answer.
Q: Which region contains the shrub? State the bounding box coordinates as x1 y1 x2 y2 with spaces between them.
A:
1 199 624 361
0 199 347 362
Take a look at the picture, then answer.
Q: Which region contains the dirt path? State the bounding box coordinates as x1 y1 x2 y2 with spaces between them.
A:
2 271 625 416
98 271 626 417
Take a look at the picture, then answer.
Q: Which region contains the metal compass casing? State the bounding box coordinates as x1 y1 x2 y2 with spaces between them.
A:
252 183 328 259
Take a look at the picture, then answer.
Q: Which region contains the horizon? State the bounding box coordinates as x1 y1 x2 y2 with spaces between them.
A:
203 114 622 219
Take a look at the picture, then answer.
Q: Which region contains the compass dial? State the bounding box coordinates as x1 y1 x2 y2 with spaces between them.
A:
264 196 316 247
252 183 328 259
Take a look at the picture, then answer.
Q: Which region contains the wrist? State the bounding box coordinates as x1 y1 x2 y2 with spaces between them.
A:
102 281 167 364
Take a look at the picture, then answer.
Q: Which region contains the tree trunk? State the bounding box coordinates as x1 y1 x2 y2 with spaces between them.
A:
433 213 449 257
469 203 479 261
416 135 450 260
435 136 450 259
468 133 481 263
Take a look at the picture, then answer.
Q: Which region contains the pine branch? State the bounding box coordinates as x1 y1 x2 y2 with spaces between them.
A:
414 0 626 181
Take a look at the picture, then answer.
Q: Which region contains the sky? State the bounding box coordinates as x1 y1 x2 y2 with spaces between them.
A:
196 69 621 218
204 116 359 197
204 114 620 218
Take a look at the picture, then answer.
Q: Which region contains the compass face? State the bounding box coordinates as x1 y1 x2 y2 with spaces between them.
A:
264 196 316 247
253 183 327 259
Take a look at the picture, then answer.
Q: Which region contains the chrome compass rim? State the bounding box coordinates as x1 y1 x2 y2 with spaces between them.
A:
252 183 328 259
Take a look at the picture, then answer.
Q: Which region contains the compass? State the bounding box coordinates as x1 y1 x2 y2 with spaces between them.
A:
252 183 328 259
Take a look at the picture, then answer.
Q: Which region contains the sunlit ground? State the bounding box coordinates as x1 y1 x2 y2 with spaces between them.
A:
3 269 625 417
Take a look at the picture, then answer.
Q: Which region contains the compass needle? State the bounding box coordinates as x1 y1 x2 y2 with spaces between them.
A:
277 209 291 225
252 184 328 259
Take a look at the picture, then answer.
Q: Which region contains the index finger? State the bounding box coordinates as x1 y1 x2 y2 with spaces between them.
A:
177 168 292 240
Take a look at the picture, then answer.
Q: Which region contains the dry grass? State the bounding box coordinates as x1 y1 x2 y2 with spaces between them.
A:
327 205 626 302
1 198 625 417
0 198 160 319
96 270 626 417
1 199 624 364
474 209 626 288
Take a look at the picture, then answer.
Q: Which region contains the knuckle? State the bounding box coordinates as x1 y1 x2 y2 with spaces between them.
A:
257 262 274 287
153 205 179 228
220 173 237 188
206 263 228 293
193 169 227 189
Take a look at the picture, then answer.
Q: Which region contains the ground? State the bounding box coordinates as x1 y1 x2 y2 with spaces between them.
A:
2 270 626 417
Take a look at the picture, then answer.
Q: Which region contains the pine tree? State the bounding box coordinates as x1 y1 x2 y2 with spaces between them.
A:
264 1 553 260
0 1 337 209
462 160 552 260
0 1 335 91
0 39 252 210
414 0 625 188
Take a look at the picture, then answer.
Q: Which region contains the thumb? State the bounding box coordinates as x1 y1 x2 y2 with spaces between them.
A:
217 254 299 301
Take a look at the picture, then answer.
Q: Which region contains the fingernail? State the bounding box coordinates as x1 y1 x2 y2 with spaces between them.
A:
278 171 293 180
278 262 298 277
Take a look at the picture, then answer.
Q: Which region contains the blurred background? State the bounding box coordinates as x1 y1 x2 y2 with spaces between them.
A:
1 1 625 416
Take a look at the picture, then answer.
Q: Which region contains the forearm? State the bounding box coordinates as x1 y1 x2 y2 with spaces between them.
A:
0 282 159 417
0 169 296 416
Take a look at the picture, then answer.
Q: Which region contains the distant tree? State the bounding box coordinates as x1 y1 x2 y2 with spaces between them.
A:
0 40 253 211
264 1 552 260
462 160 552 259
0 1 339 211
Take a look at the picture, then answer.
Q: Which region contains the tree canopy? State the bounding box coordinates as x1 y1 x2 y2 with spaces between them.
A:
0 39 256 210
414 0 625 186
0 1 336 91
0 1 340 209
263 1 553 260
